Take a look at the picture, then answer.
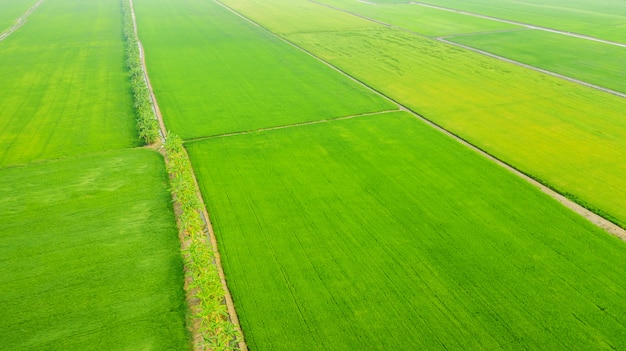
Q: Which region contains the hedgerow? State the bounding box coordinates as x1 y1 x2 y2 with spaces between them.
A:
122 0 160 144
164 135 243 350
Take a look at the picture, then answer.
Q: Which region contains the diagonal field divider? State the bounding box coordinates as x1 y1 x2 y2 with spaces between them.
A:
0 0 44 42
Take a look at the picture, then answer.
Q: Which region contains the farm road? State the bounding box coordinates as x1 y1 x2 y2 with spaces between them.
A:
216 0 626 241
0 0 44 42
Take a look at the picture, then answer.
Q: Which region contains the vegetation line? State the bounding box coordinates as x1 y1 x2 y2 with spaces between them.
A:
123 0 247 349
410 1 626 48
123 0 162 144
184 109 400 142
0 0 44 42
215 0 626 240
437 38 626 99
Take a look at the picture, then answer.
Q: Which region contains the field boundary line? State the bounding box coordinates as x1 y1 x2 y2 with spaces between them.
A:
437 38 626 99
0 0 44 42
184 109 399 142
214 0 626 240
127 0 248 349
410 1 626 48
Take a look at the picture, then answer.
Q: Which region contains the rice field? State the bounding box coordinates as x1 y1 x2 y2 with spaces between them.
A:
187 112 626 350
0 149 188 350
448 29 626 94
0 0 138 168
133 0 394 140
3 0 626 349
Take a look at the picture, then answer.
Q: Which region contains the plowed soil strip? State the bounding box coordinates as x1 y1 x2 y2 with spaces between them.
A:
217 0 626 241
0 0 44 42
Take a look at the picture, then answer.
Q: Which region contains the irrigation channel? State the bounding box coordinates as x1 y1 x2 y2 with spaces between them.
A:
216 0 626 241
0 0 45 42
127 0 248 349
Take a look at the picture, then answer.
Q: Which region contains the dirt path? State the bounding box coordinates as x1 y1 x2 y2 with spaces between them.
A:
410 1 626 49
0 0 44 42
126 1 248 349
216 0 626 241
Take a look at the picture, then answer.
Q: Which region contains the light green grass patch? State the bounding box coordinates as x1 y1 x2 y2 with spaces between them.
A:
0 149 189 350
449 29 626 94
314 0 520 36
134 0 394 139
187 112 626 350
0 0 138 168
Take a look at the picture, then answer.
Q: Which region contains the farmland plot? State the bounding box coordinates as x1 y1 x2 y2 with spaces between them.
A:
188 112 626 350
312 0 520 37
221 0 626 226
133 0 394 139
448 30 626 94
0 0 37 33
0 149 188 350
403 0 626 43
0 0 138 168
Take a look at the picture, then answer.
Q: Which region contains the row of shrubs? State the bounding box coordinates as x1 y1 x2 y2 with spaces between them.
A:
122 0 160 144
165 135 243 350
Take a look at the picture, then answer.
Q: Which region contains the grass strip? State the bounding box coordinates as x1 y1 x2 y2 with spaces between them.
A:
164 135 243 350
122 0 160 144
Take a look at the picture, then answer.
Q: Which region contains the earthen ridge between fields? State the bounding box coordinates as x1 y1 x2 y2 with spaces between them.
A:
126 0 249 349
214 0 626 241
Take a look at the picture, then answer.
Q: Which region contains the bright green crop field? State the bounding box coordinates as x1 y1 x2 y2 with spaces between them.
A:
0 0 35 31
133 0 394 140
0 149 188 350
0 0 138 168
188 113 626 350
314 0 520 36
407 0 626 43
448 29 626 94
260 19 626 226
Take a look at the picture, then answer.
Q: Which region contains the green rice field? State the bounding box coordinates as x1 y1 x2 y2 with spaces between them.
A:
221 0 626 227
449 29 626 94
314 0 521 36
133 0 394 140
0 149 188 350
390 0 626 43
0 0 138 168
187 112 626 350
0 0 35 31
3 0 626 349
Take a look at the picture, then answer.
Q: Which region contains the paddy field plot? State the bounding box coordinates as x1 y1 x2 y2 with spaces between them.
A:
0 0 36 32
133 0 394 140
397 0 626 43
252 16 626 226
0 149 188 350
0 0 138 168
448 29 626 94
187 112 626 350
312 0 521 36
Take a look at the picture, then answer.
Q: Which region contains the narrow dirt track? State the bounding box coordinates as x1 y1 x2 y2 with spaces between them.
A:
216 0 626 241
0 0 44 42
127 1 248 349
